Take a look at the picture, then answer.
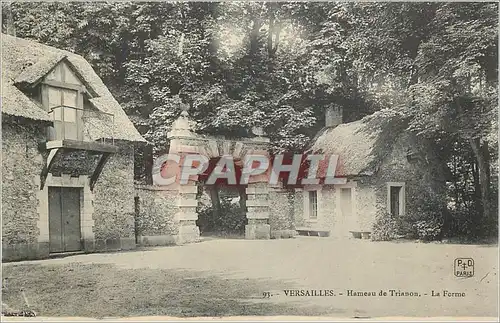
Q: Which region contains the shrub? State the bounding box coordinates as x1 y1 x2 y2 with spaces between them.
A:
371 212 398 241
413 219 442 241
197 195 246 234
372 211 441 242
406 198 444 241
478 213 499 239
216 198 247 233
395 216 418 239
447 208 475 238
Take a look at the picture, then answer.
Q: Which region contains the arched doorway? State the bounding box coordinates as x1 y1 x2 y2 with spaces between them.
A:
196 158 248 238
160 109 272 243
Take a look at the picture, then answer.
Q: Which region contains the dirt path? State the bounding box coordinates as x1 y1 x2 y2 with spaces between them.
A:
2 238 498 319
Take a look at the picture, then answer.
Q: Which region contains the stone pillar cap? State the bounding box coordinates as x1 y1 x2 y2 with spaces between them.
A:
167 96 197 139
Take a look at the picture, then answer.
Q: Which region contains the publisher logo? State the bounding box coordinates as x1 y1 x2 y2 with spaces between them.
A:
454 258 474 277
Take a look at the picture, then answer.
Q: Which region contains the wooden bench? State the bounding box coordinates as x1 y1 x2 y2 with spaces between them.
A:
296 227 330 237
350 231 371 239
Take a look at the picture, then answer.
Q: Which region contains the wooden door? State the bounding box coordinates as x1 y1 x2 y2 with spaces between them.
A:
48 187 82 253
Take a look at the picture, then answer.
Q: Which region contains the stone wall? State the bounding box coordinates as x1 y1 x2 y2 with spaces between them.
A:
296 185 336 231
268 188 296 238
354 182 377 231
91 142 137 251
295 183 376 236
2 120 141 260
2 119 48 261
347 133 430 234
134 186 179 246
317 186 336 230
372 133 428 219
292 189 305 228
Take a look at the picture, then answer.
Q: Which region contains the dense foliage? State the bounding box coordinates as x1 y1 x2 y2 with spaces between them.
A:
372 193 445 242
196 189 247 235
3 2 498 239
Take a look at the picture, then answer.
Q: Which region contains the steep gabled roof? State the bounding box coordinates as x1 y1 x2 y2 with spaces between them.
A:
1 33 146 142
310 109 406 177
14 53 66 85
14 54 99 97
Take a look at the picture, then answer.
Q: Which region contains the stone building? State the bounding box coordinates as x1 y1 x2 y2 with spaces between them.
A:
2 34 431 261
134 103 429 243
292 107 430 239
2 34 145 261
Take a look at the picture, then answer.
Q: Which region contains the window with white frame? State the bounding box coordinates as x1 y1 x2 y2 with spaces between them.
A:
308 190 318 219
387 182 405 217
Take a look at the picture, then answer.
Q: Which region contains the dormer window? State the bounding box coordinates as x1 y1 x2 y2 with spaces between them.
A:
41 60 85 141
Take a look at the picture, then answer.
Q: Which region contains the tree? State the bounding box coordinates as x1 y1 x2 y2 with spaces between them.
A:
342 2 498 236
411 2 498 234
4 2 497 237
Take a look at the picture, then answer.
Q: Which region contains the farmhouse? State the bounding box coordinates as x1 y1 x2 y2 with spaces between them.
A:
133 103 431 243
1 34 432 261
291 106 431 239
2 34 145 261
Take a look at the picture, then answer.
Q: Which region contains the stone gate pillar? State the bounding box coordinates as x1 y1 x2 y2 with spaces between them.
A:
165 102 205 244
244 136 271 239
246 183 271 239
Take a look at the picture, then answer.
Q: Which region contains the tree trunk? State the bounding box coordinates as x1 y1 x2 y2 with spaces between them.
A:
3 3 17 36
177 33 185 57
207 185 221 230
250 18 262 56
238 186 247 213
266 3 280 59
267 9 274 57
419 137 451 238
455 97 492 235
472 159 481 214
469 138 491 228
247 17 262 78
452 154 461 210
406 65 419 89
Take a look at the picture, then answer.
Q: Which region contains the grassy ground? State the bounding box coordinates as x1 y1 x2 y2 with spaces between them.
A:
2 262 332 318
2 238 498 319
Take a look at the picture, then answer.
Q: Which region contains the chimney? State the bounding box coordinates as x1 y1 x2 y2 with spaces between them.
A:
325 105 343 127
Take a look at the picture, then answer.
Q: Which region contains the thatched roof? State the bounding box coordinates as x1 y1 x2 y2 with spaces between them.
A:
310 109 406 177
14 53 66 85
2 82 52 121
1 34 145 142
